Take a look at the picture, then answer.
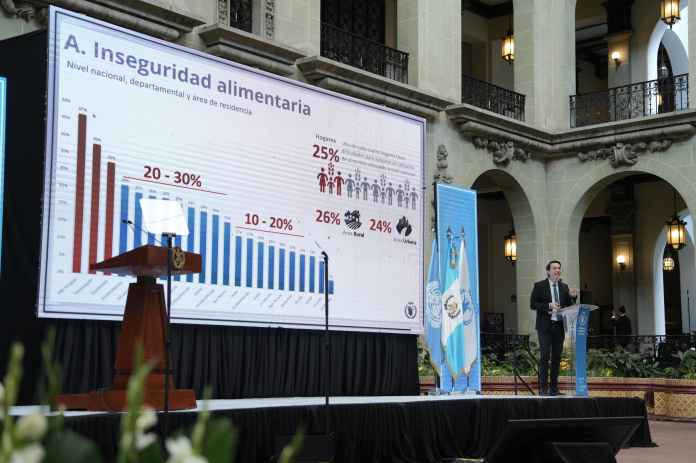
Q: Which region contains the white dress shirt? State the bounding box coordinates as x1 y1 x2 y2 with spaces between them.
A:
548 279 560 321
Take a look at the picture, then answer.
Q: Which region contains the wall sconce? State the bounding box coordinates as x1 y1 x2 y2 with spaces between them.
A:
616 254 627 270
611 51 622 68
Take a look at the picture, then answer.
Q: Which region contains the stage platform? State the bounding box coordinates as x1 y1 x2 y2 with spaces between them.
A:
12 395 654 461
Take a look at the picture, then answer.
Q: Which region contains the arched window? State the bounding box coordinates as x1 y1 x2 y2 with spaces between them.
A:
657 43 675 113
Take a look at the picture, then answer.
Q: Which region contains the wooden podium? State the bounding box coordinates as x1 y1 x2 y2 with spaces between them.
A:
57 245 201 411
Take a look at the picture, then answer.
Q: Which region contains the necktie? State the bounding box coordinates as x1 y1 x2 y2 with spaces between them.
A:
552 283 560 321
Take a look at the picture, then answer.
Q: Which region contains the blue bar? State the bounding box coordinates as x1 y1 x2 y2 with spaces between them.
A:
223 223 231 286
257 241 264 288
235 235 242 287
246 238 253 287
199 210 207 284
186 207 195 283
309 255 316 293
134 192 143 247
211 214 219 285
268 244 275 289
299 253 305 292
147 195 156 245
278 248 285 290
328 280 334 295
174 235 182 281
319 260 325 294
289 250 296 291
119 185 129 254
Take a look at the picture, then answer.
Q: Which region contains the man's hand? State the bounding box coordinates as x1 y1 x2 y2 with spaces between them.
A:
569 287 578 298
549 302 560 314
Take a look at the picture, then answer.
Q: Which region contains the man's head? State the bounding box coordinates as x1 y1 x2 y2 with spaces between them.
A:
546 260 562 282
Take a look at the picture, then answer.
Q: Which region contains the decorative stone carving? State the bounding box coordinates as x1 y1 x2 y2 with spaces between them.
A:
0 1 40 22
264 0 275 40
577 139 673 167
218 0 229 24
472 137 531 166
433 144 453 184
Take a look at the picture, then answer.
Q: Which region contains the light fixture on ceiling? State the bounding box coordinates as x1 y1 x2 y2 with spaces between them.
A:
504 229 517 264
501 16 514 64
660 0 681 29
666 189 687 251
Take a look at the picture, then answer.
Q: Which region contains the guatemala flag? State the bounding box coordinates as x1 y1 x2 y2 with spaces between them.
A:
424 239 451 386
441 238 466 378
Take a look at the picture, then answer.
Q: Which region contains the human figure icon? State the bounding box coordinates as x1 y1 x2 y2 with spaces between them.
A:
380 188 386 204
387 182 395 205
410 190 418 209
328 175 334 194
346 174 355 198
396 184 404 207
371 179 380 202
334 171 344 196
361 177 370 200
317 167 328 193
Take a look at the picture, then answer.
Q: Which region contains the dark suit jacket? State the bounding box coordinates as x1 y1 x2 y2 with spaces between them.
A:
530 279 576 331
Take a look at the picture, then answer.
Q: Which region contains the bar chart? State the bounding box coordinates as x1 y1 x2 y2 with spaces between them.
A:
69 110 335 295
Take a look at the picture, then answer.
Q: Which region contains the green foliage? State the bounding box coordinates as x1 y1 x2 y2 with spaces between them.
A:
586 348 661 378
417 338 436 377
671 350 696 379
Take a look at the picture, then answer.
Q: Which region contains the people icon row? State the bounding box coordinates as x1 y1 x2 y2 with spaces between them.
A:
317 166 418 210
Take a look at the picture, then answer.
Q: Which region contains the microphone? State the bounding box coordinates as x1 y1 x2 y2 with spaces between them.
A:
121 219 134 225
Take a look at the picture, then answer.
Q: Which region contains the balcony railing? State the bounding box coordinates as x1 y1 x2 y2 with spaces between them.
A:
461 75 526 122
320 23 409 84
570 74 689 128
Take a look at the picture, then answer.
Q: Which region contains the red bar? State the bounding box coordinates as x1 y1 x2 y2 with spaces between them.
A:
88 144 101 274
103 161 116 275
72 113 87 273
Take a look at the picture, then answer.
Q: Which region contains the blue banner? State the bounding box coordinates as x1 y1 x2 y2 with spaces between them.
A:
435 184 480 393
574 305 591 396
0 77 6 273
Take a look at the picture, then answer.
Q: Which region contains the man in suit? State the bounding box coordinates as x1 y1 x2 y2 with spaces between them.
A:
530 260 578 396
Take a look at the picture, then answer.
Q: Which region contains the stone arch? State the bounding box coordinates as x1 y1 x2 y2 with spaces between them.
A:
469 168 542 335
555 160 696 334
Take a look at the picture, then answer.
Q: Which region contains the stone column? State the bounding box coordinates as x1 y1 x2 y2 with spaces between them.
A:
397 0 461 101
513 0 576 130
274 0 320 55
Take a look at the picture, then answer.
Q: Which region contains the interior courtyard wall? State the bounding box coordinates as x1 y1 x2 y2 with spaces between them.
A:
547 138 696 336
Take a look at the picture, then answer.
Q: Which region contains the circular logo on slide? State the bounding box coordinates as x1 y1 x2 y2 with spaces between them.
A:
404 302 417 319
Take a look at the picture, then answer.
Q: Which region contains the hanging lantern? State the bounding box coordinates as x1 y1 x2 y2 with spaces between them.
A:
663 256 676 272
660 0 681 29
501 28 515 63
666 215 687 250
504 230 517 264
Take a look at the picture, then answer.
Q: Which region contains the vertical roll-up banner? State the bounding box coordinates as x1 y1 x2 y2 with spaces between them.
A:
435 184 480 393
575 305 591 396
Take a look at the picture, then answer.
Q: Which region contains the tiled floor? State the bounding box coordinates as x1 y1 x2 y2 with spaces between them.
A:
618 420 696 463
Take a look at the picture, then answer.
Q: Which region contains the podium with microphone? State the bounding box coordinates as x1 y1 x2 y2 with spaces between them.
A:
57 199 198 411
